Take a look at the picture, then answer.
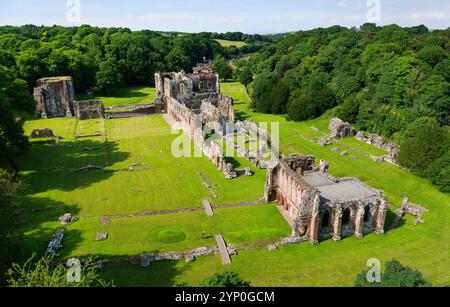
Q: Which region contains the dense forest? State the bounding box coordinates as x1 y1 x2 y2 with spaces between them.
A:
236 24 449 192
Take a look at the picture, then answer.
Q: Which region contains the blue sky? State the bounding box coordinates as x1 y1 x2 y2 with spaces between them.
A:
0 0 449 33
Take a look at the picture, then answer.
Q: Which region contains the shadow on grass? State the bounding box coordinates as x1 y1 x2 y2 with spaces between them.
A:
225 157 242 169
16 197 82 260
99 258 191 287
17 140 130 194
234 109 250 122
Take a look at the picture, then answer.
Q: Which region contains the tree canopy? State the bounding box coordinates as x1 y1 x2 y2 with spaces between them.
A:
354 259 432 287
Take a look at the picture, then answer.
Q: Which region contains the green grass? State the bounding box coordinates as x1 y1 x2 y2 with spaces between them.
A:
101 82 449 287
18 111 273 262
61 204 290 259
76 86 156 107
214 39 247 48
19 84 450 287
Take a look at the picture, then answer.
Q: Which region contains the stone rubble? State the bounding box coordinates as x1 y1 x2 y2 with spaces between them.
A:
329 118 356 139
59 213 78 226
45 230 64 257
96 232 108 241
30 128 55 139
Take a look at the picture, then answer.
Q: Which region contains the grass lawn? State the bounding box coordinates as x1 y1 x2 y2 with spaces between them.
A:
62 204 290 259
17 111 270 259
101 82 449 287
214 39 247 48
77 86 156 107
19 84 449 287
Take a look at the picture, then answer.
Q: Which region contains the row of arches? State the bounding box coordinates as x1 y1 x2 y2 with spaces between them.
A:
321 207 371 228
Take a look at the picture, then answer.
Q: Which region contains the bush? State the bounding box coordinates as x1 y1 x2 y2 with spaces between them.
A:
287 91 313 121
336 97 359 123
397 117 449 176
202 272 251 287
354 259 431 287
426 152 450 192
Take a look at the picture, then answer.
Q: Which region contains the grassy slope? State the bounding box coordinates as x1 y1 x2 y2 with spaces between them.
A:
76 86 156 107
214 39 247 48
101 82 449 287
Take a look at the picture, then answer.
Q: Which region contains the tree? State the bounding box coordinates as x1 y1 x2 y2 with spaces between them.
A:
270 81 289 114
0 169 21 285
202 272 251 287
426 152 450 193
354 259 431 287
0 66 30 173
397 117 449 176
336 97 359 123
237 67 253 86
94 58 124 93
214 57 233 81
252 72 274 113
287 91 313 121
7 256 113 287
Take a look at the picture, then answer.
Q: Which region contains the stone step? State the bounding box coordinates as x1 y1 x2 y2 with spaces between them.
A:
203 199 214 216
215 234 231 265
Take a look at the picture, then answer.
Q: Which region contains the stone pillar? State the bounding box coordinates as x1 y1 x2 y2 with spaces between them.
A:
333 205 343 241
375 200 388 235
354 205 365 238
309 194 320 245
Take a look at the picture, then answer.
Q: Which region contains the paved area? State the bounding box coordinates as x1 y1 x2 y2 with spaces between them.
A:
215 234 231 265
203 199 214 216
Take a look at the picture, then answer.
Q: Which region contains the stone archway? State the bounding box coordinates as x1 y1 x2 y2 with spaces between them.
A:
321 211 330 228
268 189 277 202
342 208 351 226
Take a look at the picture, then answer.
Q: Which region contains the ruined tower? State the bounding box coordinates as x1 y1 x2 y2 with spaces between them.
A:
33 76 75 118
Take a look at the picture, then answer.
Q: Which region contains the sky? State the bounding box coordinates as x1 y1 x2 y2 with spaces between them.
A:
0 0 449 34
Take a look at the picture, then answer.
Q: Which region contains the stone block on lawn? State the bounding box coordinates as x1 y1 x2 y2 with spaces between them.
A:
96 232 108 241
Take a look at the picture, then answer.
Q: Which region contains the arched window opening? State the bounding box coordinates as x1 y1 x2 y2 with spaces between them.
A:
321 212 330 228
364 208 371 222
342 208 351 226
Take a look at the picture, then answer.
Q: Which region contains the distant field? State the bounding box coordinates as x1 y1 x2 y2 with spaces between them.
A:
214 39 247 48
76 86 156 107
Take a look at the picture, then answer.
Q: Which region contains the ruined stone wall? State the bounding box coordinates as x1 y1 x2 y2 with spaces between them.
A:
168 98 196 137
74 100 104 120
217 94 235 123
318 199 382 241
34 76 75 118
265 157 387 244
265 161 320 224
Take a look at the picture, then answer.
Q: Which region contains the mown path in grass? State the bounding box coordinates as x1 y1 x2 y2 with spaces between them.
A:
101 82 449 287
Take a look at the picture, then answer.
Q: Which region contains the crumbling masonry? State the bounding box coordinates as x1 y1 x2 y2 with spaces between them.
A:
34 77 75 118
264 155 387 244
155 62 237 178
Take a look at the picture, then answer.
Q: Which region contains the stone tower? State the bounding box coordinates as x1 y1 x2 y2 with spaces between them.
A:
33 76 75 118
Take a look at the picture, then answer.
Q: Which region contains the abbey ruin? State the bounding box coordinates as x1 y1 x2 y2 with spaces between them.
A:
34 76 76 118
264 155 387 244
155 62 239 178
155 63 388 244
32 62 388 247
